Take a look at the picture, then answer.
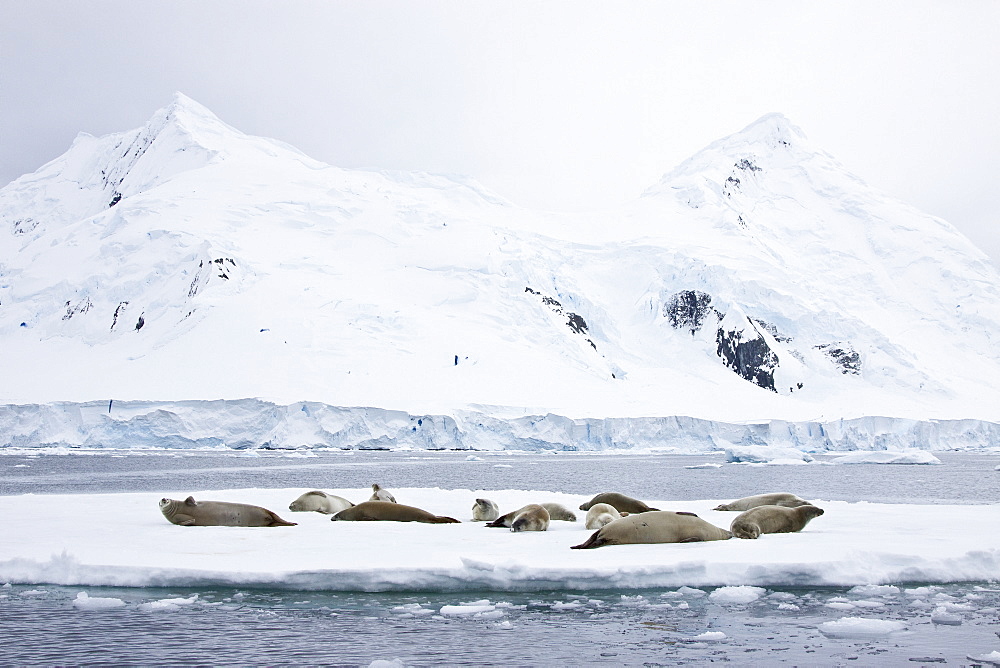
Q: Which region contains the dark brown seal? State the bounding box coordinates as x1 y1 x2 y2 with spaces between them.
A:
578 492 659 514
332 501 459 524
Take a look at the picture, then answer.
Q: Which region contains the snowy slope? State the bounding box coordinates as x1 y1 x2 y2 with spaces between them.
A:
2 94 999 435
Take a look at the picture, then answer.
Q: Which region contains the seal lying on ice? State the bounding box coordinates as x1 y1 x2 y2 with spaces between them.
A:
485 503 576 528
579 492 658 514
571 511 731 549
288 490 355 514
471 498 500 522
729 504 825 539
160 497 297 527
713 492 811 511
332 501 459 524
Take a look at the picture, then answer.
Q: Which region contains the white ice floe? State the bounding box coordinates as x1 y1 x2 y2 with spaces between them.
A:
817 617 906 638
708 586 767 604
723 445 814 464
73 591 126 610
830 451 941 465
137 594 199 612
967 651 1000 666
0 487 998 591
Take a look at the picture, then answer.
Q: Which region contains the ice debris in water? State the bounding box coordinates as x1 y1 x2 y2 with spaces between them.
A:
73 591 126 610
817 617 905 638
137 594 199 612
709 586 766 604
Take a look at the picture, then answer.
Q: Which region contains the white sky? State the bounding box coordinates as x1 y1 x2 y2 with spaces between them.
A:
2 1 998 266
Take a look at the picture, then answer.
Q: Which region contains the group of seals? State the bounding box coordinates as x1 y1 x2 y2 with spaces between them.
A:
484 502 576 531
160 486 824 548
714 492 825 540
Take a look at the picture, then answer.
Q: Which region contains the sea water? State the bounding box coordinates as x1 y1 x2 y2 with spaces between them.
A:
2 450 999 666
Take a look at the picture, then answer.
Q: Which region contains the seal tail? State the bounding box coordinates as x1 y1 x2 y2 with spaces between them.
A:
267 514 298 527
431 516 461 524
570 529 606 549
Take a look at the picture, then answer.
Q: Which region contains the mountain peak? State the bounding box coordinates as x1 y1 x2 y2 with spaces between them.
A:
729 112 807 148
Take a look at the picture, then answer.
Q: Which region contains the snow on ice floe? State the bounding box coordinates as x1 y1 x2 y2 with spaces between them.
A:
830 450 941 465
722 445 814 465
1 487 998 591
968 651 1000 666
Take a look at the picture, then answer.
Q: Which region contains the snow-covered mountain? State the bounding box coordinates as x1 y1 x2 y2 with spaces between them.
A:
2 93 999 448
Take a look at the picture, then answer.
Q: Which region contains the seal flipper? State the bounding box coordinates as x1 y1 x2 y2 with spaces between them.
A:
676 511 698 517
184 496 197 506
679 536 704 543
570 529 607 549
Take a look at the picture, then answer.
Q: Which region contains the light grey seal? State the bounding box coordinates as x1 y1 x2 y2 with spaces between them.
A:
510 504 550 532
472 498 500 522
585 502 622 530
160 496 297 527
713 493 812 511
730 504 825 539
579 492 659 514
288 490 355 514
332 501 459 524
571 510 731 549
370 484 397 503
485 503 576 528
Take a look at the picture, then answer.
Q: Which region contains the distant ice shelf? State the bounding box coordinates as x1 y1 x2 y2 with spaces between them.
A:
0 399 997 452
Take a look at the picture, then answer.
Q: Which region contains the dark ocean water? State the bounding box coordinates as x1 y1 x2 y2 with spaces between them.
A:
2 450 999 666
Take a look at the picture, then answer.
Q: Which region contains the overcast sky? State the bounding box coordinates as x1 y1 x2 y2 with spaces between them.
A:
3 1 998 266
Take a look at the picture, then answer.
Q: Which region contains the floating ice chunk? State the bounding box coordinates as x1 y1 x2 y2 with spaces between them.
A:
440 602 495 616
709 586 766 604
724 445 813 464
690 631 727 642
848 585 901 596
368 660 405 668
20 589 47 596
830 451 941 465
138 594 198 611
465 455 482 461
817 617 905 638
967 651 1000 665
826 602 855 610
493 464 513 469
551 601 583 610
777 602 800 610
73 591 126 610
930 607 963 625
685 463 722 469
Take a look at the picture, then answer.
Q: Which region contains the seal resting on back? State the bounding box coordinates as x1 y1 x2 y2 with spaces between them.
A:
730 504 825 539
713 492 811 511
585 502 622 530
485 503 576 528
332 501 459 524
471 498 500 522
160 497 297 527
288 490 354 514
571 511 731 549
579 492 658 514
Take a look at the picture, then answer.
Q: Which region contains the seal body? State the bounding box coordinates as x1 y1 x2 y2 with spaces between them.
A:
730 504 825 539
714 493 811 511
510 504 550 532
579 492 658 514
585 502 622 530
288 491 354 514
370 484 397 503
571 511 731 549
160 497 297 527
472 498 500 522
486 503 576 528
332 501 459 524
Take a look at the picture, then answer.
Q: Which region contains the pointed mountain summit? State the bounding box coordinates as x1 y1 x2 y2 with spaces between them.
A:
1 96 998 436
